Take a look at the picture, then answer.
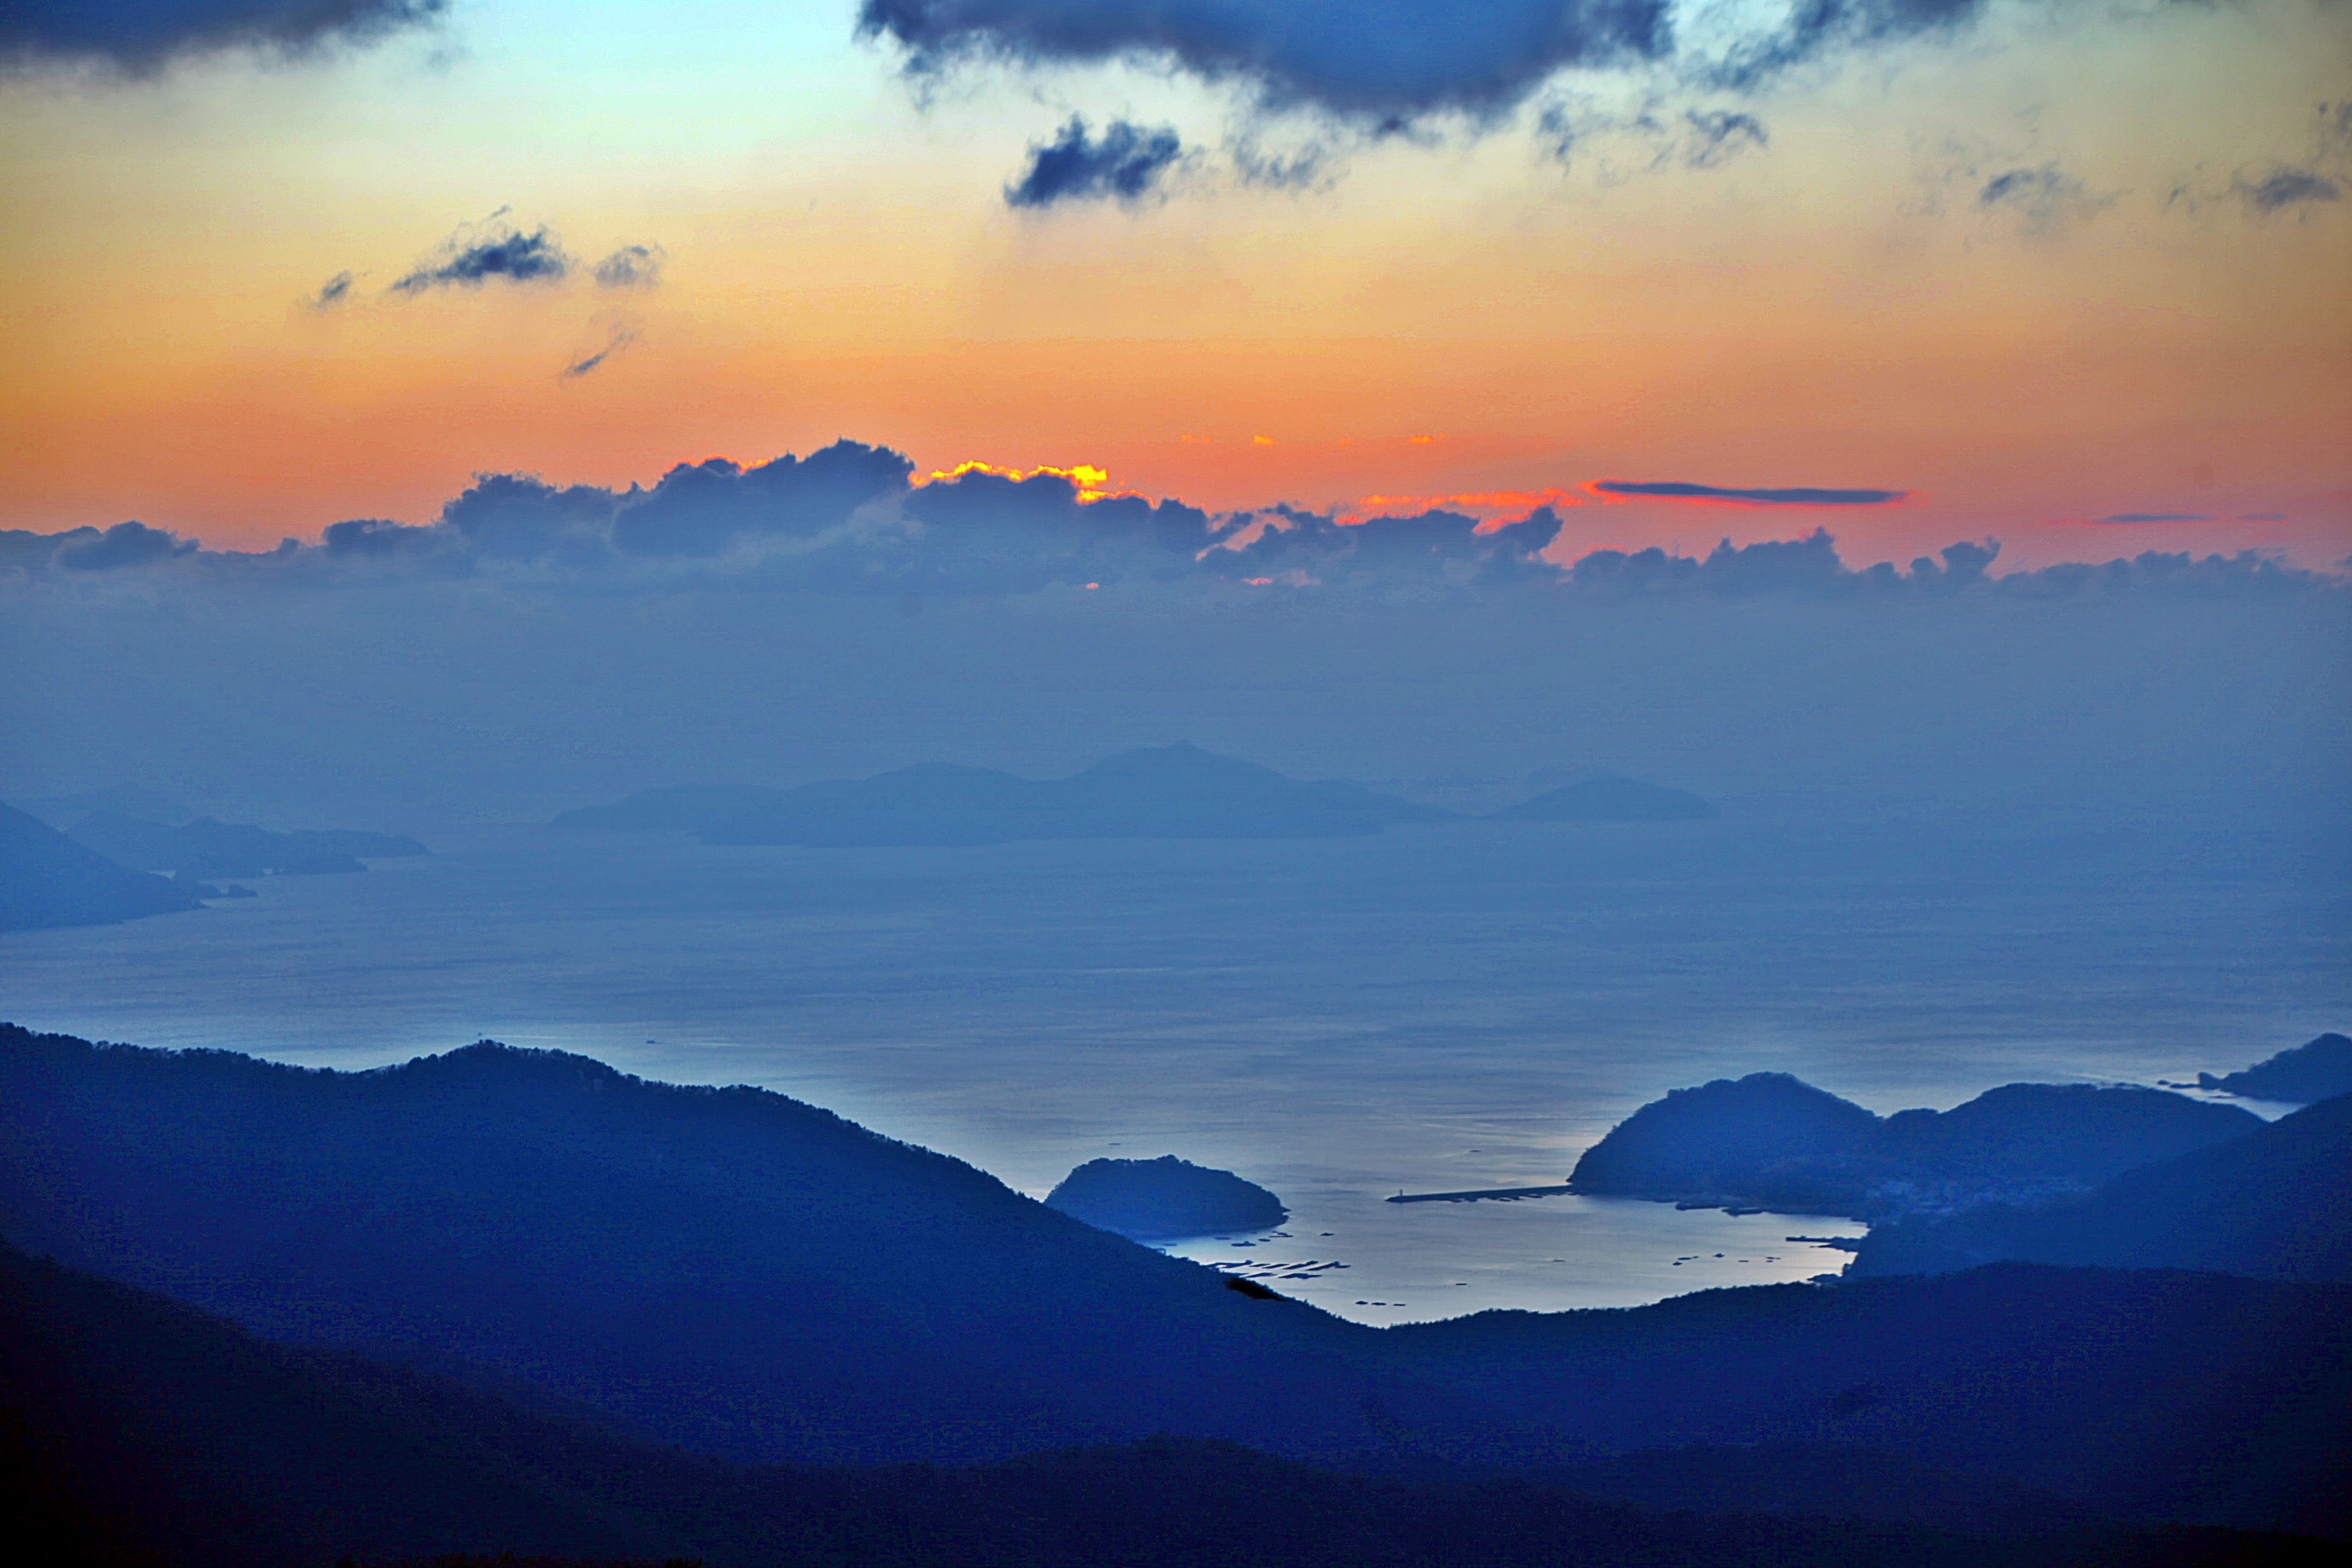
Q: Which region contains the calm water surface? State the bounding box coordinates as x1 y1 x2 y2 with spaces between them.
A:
5 808 2342 1322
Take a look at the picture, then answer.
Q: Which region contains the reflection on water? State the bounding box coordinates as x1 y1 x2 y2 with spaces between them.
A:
1157 1195 1865 1322
3 810 2339 1322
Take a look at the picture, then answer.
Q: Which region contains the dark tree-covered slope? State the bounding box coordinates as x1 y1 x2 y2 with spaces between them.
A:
6 1024 2348 1538
0 1023 1510 1468
1388 1264 2352 1537
1568 1072 2262 1218
1849 1092 2352 1283
3 1239 2328 1568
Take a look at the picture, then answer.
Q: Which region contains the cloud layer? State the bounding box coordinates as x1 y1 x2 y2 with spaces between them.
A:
0 438 2328 606
858 0 1673 123
1 0 444 70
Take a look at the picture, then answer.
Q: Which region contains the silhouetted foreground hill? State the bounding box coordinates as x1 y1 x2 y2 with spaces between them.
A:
553 743 1449 845
67 810 427 878
4 1241 2330 1568
3 1025 2347 1539
1848 1093 2352 1282
1489 774 1718 821
2197 1034 2352 1104
0 1023 1503 1468
1391 1264 2352 1538
1045 1154 1287 1239
0 803 204 931
1570 1072 2262 1218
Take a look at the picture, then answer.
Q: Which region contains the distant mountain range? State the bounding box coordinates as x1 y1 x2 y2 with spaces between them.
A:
555 744 1716 847
66 810 427 879
3 1022 2345 1544
2196 1033 2352 1104
1568 1071 2263 1221
0 802 204 931
0 802 430 931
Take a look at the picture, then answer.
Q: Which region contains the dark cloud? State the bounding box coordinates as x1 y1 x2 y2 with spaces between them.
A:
52 520 194 572
1006 118 1184 208
888 467 1228 591
592 245 665 289
1594 480 1907 505
611 441 917 558
0 0 443 71
2097 513 2212 524
390 223 571 295
309 271 355 309
2236 168 2341 213
1206 503 1563 586
1683 109 1766 168
1909 538 1997 591
322 517 438 556
438 473 618 564
858 0 1672 124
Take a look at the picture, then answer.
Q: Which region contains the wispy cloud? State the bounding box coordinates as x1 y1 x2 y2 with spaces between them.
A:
561 317 642 380
592 244 666 290
2235 167 2341 215
1592 480 1908 506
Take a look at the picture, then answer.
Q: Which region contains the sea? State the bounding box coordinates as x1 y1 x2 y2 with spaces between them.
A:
4 803 2343 1324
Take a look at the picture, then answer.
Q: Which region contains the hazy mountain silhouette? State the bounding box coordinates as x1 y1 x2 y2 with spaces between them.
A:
14 784 199 830
1848 1092 2352 1283
0 803 205 931
1489 774 1719 821
1569 1071 2262 1219
2197 1034 2352 1104
1045 1155 1288 1240
554 743 1451 847
4 1024 2347 1538
65 812 428 879
24 1241 2323 1568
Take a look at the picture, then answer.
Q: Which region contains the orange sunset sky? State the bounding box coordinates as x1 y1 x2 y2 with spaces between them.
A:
3 0 2348 570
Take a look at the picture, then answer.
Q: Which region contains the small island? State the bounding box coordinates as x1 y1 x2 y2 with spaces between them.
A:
1044 1155 1287 1241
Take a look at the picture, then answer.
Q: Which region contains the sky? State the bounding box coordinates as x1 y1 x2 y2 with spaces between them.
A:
3 1 2348 572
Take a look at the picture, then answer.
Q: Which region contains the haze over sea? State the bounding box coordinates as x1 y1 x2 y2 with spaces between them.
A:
10 795 2340 1322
